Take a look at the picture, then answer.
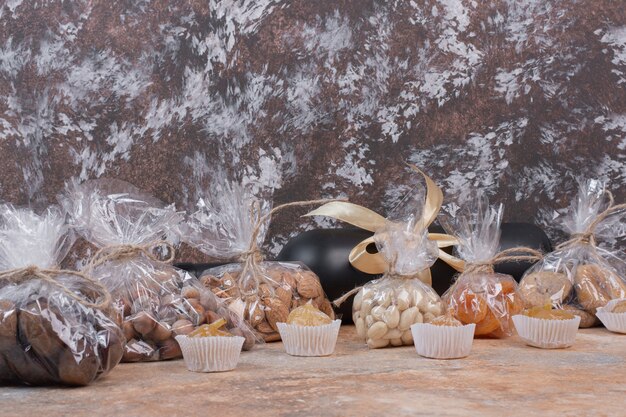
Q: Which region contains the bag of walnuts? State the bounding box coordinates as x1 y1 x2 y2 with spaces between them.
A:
518 179 626 327
0 205 123 386
185 182 336 342
441 194 539 338
60 179 257 362
347 190 445 349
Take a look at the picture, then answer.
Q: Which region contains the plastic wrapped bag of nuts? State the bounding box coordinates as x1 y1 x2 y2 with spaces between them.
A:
347 186 445 348
0 204 124 386
186 181 336 342
440 194 539 338
60 179 257 361
518 179 626 327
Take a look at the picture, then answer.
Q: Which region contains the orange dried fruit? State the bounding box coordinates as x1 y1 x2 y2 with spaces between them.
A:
455 289 488 324
473 309 501 336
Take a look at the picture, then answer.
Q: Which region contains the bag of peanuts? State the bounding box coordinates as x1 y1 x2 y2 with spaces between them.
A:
0 204 124 386
440 194 531 338
518 179 626 327
185 182 335 342
349 188 445 348
59 179 257 361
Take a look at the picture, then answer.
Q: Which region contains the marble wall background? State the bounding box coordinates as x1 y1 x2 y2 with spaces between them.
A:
0 0 624 261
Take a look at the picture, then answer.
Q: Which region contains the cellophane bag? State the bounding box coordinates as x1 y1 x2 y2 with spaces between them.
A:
441 195 523 337
60 179 256 362
186 182 335 342
352 188 445 349
0 205 123 386
518 179 626 327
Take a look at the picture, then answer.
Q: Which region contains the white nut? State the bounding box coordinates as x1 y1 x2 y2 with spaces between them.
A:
413 290 428 310
401 329 413 344
365 314 374 328
379 292 392 308
383 328 402 340
362 288 374 300
367 338 390 349
355 317 366 338
413 310 423 324
367 321 388 340
399 307 418 330
390 338 403 347
371 305 385 321
397 290 411 311
353 290 363 312
383 306 400 328
361 299 374 316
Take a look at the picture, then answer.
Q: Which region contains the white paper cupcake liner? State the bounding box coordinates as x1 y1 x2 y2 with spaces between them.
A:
410 323 476 359
512 314 581 349
276 320 341 357
175 335 245 372
596 298 626 334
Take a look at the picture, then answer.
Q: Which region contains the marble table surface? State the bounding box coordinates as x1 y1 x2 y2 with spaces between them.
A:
2 326 624 417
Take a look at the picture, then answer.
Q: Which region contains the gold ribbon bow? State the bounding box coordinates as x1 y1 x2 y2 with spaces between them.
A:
305 165 464 285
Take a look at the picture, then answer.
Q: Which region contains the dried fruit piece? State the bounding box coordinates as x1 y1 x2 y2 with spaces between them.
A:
286 302 332 326
522 304 575 320
188 318 233 337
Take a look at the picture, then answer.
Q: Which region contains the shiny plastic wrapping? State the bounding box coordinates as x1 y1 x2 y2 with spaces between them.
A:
0 205 123 386
352 187 445 348
441 195 523 337
186 182 334 342
518 180 626 327
60 179 257 361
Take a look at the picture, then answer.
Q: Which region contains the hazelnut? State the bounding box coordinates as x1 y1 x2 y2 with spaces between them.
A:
171 319 194 336
132 312 158 336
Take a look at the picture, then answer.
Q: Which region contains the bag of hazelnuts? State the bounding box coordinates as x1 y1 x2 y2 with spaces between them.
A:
185 182 335 342
59 179 257 362
0 204 124 386
349 186 445 348
518 179 626 327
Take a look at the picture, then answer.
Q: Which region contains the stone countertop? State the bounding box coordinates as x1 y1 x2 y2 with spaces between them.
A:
2 326 624 417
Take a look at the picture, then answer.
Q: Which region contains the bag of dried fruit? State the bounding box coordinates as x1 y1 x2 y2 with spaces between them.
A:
518 179 626 327
333 183 446 349
59 179 256 362
441 194 541 338
185 182 336 342
0 204 123 386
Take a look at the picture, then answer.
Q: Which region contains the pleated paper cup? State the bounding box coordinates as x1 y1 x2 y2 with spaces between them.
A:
175 335 245 372
276 320 341 357
410 323 476 359
512 314 581 349
596 298 626 334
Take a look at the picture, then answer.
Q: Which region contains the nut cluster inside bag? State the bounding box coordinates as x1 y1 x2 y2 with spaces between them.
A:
0 205 123 386
185 182 335 342
518 179 626 327
441 195 528 338
350 186 445 349
60 179 257 362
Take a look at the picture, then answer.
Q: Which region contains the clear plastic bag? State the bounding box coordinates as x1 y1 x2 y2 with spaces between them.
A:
441 194 523 338
186 182 335 342
351 187 445 348
0 205 123 386
60 179 257 361
518 179 626 327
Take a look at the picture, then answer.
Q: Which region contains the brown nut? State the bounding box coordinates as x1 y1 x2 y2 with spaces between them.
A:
122 320 138 341
171 319 194 336
132 312 158 336
186 298 206 325
296 272 324 299
181 286 200 300
158 338 182 360
264 298 289 331
146 322 172 342
205 310 222 325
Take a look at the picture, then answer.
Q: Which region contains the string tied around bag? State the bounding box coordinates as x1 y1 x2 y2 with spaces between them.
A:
87 241 176 272
236 198 347 297
0 266 112 310
555 190 626 251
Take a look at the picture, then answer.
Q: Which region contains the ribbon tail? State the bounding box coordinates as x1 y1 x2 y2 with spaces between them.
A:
304 202 387 232
407 164 443 229
437 249 465 272
348 237 387 275
428 233 458 248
